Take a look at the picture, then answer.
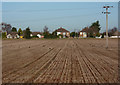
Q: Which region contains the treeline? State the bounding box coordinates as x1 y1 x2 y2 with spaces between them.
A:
1 25 32 39
43 26 58 39
1 21 118 39
1 23 59 39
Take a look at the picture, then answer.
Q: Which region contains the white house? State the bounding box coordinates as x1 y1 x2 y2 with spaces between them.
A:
7 34 12 38
7 32 19 39
31 32 43 38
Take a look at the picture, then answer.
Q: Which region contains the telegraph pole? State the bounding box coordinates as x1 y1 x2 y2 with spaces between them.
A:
102 6 113 49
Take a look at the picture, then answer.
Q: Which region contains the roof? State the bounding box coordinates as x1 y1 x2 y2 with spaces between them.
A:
7 32 18 37
80 27 89 32
8 32 18 35
55 27 69 32
32 32 42 36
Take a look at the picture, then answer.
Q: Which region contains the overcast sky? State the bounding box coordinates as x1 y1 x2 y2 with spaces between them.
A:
2 2 118 32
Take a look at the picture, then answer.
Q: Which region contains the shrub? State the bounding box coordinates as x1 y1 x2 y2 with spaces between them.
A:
101 33 104 38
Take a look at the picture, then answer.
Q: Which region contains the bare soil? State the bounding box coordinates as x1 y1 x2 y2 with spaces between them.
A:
2 38 119 83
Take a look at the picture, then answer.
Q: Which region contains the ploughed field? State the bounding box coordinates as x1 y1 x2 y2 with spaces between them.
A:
2 39 119 83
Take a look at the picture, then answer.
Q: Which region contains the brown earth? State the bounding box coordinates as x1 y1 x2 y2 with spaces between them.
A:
2 38 119 83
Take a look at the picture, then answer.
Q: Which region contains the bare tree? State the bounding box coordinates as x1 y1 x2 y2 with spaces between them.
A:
108 27 117 36
1 22 12 33
43 26 49 33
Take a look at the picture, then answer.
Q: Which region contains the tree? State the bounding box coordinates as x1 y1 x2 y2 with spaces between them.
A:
70 32 76 38
2 32 7 38
101 33 104 38
75 32 79 37
32 35 39 38
96 33 100 37
90 21 101 32
70 32 79 38
89 33 94 38
52 30 57 36
11 27 17 32
18 28 23 36
43 26 50 38
51 30 58 38
43 26 49 33
24 27 31 39
108 27 117 36
88 21 101 37
1 22 12 33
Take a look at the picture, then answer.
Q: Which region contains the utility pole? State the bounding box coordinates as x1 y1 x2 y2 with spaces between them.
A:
102 5 113 49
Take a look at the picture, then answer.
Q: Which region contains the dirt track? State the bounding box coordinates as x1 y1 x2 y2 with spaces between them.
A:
2 38 119 83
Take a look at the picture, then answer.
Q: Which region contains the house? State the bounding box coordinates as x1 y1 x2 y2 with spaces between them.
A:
110 31 120 38
79 27 89 38
30 32 43 38
79 31 87 38
55 27 70 38
7 32 19 39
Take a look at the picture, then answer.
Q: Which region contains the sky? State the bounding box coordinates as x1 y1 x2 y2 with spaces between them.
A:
2 2 118 33
1 0 120 2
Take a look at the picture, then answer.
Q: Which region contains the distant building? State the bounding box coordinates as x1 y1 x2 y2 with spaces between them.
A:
79 32 87 38
30 32 43 38
7 32 19 39
55 27 70 38
79 27 89 38
110 31 120 38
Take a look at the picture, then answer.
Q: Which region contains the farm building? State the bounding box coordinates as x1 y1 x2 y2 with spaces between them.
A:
7 32 19 39
55 27 70 38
